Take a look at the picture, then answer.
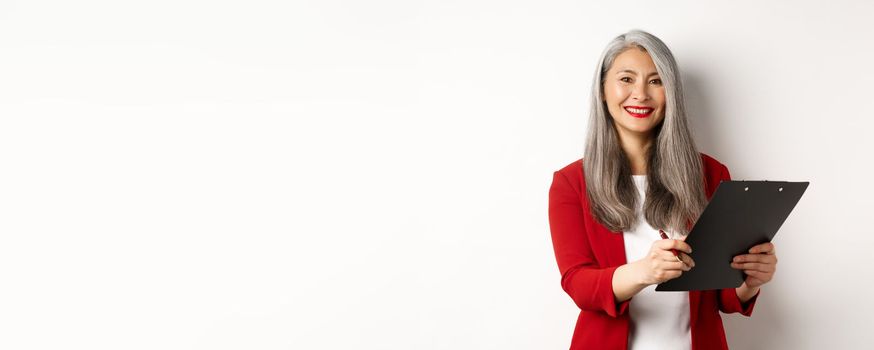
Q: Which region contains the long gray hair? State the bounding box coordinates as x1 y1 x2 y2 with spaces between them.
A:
583 29 707 235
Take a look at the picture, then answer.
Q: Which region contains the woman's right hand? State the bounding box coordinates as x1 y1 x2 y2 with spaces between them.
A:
633 239 696 286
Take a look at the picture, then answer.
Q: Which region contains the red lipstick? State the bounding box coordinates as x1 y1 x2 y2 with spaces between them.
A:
624 106 654 119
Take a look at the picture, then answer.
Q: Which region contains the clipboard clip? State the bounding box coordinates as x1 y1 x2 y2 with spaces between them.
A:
741 180 784 192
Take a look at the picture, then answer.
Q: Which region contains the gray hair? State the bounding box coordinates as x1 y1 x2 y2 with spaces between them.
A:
583 29 707 235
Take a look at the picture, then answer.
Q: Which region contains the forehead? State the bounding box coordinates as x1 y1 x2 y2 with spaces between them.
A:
609 48 658 75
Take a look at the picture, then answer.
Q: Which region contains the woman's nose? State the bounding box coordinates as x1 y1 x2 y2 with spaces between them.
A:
631 82 649 101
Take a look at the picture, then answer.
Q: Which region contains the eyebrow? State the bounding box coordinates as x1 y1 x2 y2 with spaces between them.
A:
616 69 660 77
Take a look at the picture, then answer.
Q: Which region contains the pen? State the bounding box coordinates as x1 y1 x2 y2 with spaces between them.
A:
659 229 685 264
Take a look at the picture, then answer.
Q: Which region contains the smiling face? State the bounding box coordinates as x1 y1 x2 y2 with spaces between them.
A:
602 47 667 140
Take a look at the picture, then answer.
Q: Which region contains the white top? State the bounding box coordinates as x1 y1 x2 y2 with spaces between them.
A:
624 175 691 350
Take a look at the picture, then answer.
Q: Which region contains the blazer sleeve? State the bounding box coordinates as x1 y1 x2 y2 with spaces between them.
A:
548 170 631 318
715 163 760 316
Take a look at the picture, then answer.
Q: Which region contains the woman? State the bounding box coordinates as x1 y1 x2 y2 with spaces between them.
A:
548 29 778 350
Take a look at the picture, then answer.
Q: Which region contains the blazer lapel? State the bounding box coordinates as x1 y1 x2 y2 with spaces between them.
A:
689 290 701 326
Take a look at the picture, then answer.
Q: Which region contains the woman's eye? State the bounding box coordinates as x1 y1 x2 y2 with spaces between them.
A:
650 79 662 85
620 77 632 83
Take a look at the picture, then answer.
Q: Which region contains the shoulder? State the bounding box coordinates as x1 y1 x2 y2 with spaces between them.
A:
699 152 730 181
551 154 730 194
554 158 585 182
551 158 585 194
555 158 584 177
553 154 728 178
699 152 732 197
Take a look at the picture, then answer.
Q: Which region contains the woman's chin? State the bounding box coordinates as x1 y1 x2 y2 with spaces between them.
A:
616 124 657 137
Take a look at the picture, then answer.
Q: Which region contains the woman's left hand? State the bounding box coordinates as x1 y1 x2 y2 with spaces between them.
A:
730 242 777 288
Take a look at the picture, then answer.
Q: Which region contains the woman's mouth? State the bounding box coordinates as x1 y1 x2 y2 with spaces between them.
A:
624 106 654 118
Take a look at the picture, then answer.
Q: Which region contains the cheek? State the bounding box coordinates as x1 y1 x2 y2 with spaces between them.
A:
604 84 630 111
605 84 628 101
653 89 667 109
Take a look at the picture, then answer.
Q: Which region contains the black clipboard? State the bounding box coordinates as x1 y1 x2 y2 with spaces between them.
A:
655 180 809 291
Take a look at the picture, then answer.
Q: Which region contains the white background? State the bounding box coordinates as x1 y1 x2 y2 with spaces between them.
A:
1 1 872 349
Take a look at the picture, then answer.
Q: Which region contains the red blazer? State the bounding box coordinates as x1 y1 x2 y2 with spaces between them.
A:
548 153 760 350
